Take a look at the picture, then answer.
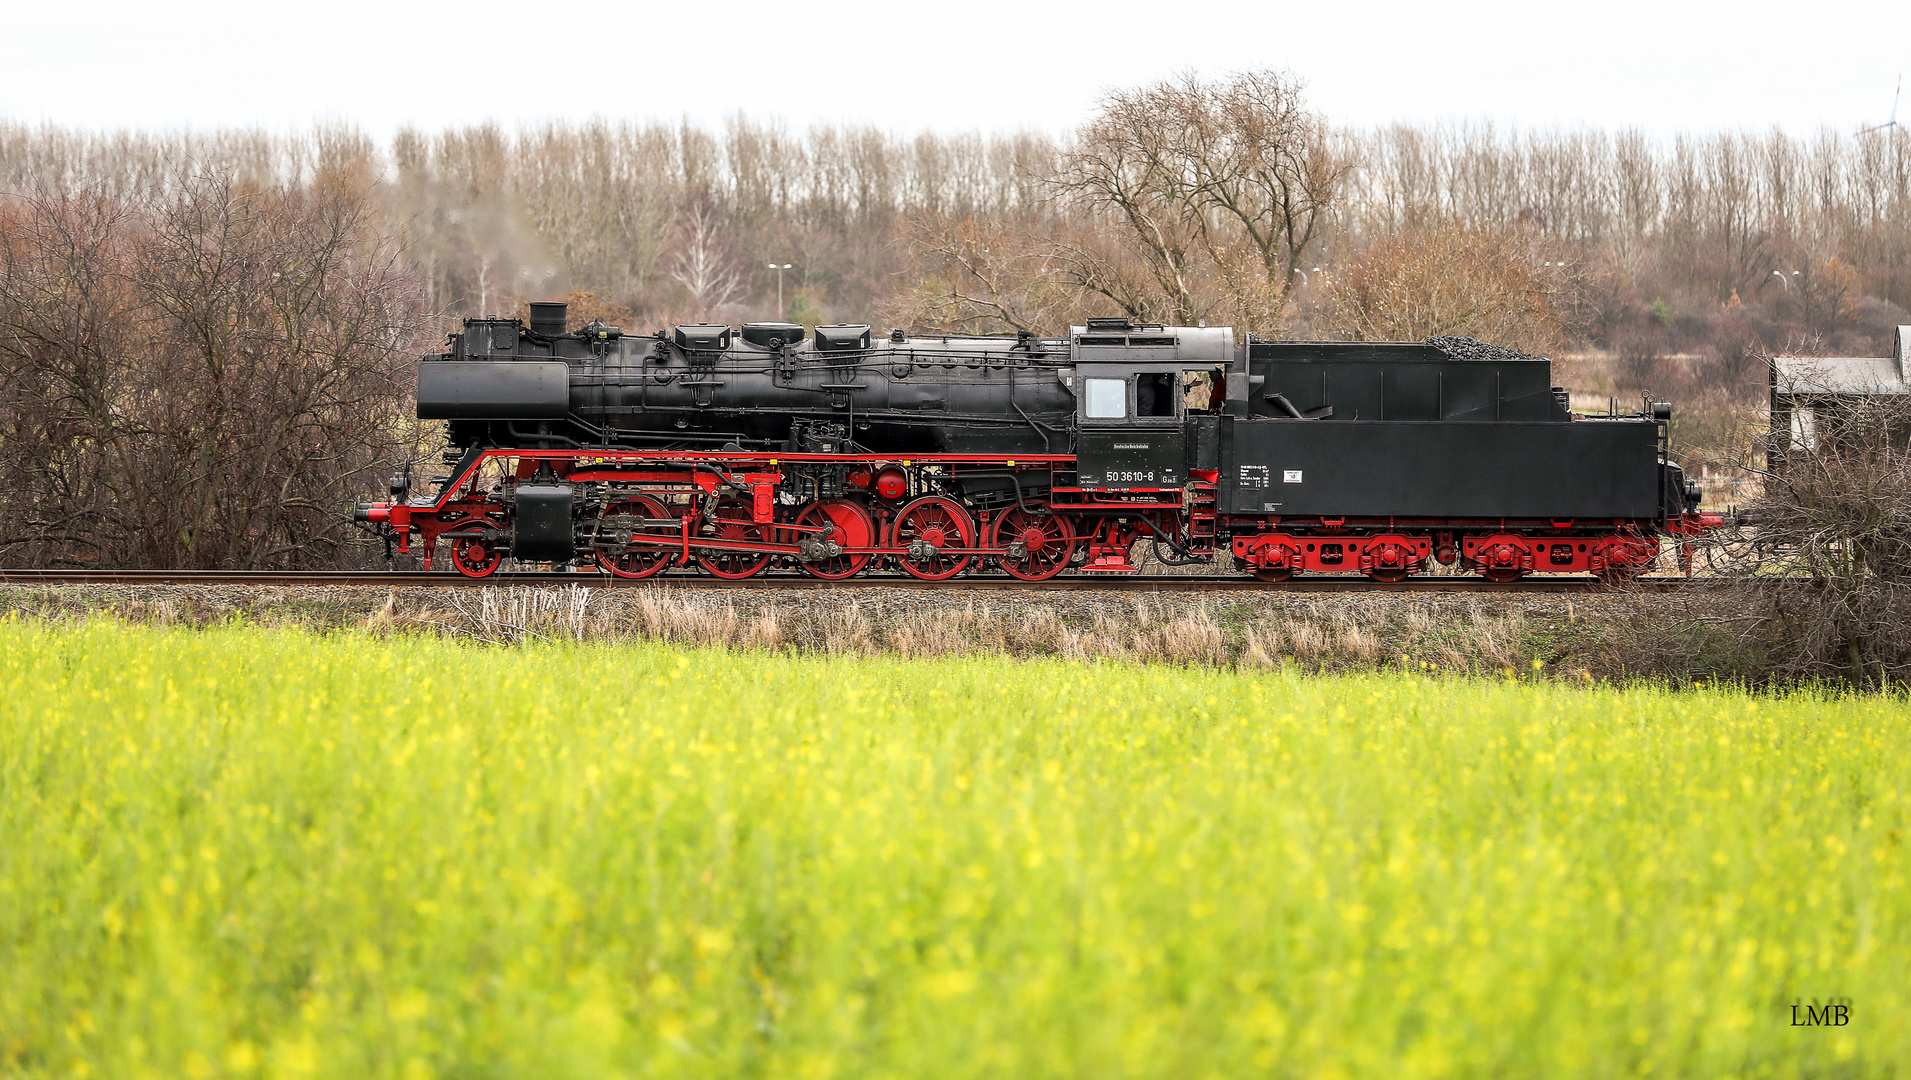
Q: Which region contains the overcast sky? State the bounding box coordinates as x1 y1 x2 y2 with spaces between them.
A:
2 0 1904 139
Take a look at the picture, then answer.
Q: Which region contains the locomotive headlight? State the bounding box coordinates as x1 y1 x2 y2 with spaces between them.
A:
1652 401 1673 420
1684 480 1703 505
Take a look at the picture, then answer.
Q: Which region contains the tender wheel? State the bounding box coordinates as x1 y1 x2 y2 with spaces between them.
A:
991 505 1076 581
448 517 504 578
790 498 875 580
1592 535 1656 583
1238 533 1302 582
890 496 976 580
593 494 675 579
696 498 772 579
1357 533 1426 583
1467 534 1532 583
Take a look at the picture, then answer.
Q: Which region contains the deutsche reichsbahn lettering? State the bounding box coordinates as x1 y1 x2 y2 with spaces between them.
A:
1790 997 1852 1026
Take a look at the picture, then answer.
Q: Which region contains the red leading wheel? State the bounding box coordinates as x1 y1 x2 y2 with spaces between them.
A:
696 498 773 579
592 494 675 579
890 496 976 580
448 517 504 578
790 498 875 580
990 505 1076 581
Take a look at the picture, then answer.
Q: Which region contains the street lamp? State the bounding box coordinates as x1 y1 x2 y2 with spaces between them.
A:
1773 269 1799 291
768 263 792 316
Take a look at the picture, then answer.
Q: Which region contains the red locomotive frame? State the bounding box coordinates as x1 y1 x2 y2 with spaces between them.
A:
359 446 1724 582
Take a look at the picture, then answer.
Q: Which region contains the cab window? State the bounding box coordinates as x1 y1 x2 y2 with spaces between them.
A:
1136 373 1176 417
1083 377 1126 419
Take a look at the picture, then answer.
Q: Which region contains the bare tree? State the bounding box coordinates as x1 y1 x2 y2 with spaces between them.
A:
886 211 1078 334
668 198 742 316
1052 69 1353 330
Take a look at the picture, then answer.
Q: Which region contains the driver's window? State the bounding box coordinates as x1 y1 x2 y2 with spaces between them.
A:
1136 373 1176 417
1083 377 1126 419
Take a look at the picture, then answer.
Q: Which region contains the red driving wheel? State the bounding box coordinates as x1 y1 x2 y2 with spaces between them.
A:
790 499 875 580
696 498 773 579
890 496 976 580
990 505 1076 581
592 494 674 579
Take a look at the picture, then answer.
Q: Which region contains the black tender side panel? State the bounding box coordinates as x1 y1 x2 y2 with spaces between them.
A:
1221 419 1661 519
417 361 570 420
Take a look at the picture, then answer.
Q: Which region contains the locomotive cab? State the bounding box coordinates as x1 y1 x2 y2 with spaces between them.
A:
1072 321 1233 490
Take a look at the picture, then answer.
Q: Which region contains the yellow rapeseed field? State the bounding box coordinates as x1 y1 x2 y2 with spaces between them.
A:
0 618 1906 1078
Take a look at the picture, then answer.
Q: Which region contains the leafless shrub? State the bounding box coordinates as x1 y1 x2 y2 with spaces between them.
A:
1316 220 1595 355
885 211 1085 335
0 172 426 569
1710 370 1911 685
1613 324 1667 390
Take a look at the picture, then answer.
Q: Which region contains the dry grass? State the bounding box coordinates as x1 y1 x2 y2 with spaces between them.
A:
434 587 1538 675
0 581 1765 681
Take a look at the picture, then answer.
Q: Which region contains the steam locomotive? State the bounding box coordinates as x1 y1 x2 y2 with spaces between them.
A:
356 301 1721 581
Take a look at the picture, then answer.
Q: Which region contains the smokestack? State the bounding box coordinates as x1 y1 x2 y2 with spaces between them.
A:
528 301 568 339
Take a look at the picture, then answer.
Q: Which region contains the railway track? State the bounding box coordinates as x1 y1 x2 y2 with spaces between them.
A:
0 569 1724 593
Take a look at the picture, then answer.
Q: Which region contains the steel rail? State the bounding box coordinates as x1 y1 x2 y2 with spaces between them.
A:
0 569 1726 593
